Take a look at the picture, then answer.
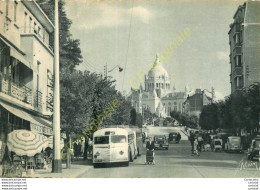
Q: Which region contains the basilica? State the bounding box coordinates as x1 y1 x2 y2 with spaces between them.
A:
130 54 189 118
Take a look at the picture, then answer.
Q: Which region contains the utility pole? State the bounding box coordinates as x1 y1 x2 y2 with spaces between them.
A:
52 0 62 173
104 64 107 78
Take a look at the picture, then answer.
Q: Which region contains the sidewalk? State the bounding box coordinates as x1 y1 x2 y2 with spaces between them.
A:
31 159 92 178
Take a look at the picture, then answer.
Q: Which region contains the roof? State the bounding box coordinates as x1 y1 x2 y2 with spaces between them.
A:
148 54 169 78
161 92 186 100
94 128 128 136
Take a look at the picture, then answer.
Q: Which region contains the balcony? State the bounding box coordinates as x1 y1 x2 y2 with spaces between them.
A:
234 24 242 32
233 67 243 76
35 90 42 112
0 76 32 105
21 27 53 53
233 46 242 55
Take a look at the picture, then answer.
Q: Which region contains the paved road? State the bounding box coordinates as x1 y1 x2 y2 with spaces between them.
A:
77 127 260 178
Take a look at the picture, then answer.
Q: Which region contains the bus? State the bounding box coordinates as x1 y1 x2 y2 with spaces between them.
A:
93 128 131 168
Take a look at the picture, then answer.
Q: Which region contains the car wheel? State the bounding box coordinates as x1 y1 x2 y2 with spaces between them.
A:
166 147 169 150
93 163 99 168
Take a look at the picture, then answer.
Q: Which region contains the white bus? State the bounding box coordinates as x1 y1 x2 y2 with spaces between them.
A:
93 128 132 167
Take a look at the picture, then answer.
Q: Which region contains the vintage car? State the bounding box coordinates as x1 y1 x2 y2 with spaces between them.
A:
154 135 169 150
168 132 178 143
225 136 242 153
248 137 260 161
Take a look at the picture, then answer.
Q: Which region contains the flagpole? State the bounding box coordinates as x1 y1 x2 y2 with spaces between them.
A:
52 0 62 173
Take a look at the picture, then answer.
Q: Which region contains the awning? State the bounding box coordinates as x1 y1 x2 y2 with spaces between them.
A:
0 101 52 135
0 37 35 71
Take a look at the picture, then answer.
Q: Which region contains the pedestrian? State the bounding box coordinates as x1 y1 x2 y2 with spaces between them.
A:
198 135 203 152
73 141 78 160
193 138 200 156
146 137 155 163
189 132 195 154
78 142 82 158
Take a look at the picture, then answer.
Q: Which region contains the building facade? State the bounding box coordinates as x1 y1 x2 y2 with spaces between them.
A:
130 54 188 118
228 1 260 93
0 0 54 164
183 89 212 118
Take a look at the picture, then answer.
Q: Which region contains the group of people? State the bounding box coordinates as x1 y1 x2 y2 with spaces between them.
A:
189 131 209 156
73 141 83 160
189 131 224 156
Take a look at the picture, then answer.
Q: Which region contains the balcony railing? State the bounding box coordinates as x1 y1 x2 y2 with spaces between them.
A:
35 90 42 111
234 24 242 32
233 67 243 76
233 46 242 55
0 76 32 105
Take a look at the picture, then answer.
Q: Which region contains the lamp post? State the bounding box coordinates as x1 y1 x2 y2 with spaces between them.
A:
52 0 62 173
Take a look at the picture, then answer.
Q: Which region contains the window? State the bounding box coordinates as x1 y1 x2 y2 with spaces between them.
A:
6 0 9 17
94 136 109 144
24 12 27 33
38 27 41 38
235 76 243 89
29 17 32 32
235 55 242 67
43 28 45 42
34 22 37 34
234 33 241 44
174 102 177 111
14 1 18 22
111 135 126 143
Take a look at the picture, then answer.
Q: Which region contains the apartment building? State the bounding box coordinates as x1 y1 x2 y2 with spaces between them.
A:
183 89 212 118
0 0 54 163
228 1 260 93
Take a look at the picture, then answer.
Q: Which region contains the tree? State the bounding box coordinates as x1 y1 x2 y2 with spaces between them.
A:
199 83 260 135
130 109 137 125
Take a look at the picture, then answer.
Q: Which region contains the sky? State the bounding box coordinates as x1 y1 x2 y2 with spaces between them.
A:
64 0 245 100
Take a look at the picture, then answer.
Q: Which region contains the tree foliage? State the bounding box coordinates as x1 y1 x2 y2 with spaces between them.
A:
170 111 198 128
199 83 260 135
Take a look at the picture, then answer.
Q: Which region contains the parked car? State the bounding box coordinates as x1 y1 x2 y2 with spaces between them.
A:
248 137 260 161
154 135 169 150
225 136 242 153
213 138 222 152
168 132 178 143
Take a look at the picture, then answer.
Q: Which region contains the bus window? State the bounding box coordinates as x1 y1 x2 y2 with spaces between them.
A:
94 136 109 144
105 131 115 135
111 135 126 143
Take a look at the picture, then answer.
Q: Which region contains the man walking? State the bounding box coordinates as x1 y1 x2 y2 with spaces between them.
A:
189 131 195 154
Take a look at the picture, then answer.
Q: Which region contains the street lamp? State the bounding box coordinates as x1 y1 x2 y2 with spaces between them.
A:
52 0 62 173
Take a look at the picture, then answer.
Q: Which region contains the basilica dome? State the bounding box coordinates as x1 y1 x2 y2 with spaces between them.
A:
148 53 169 79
